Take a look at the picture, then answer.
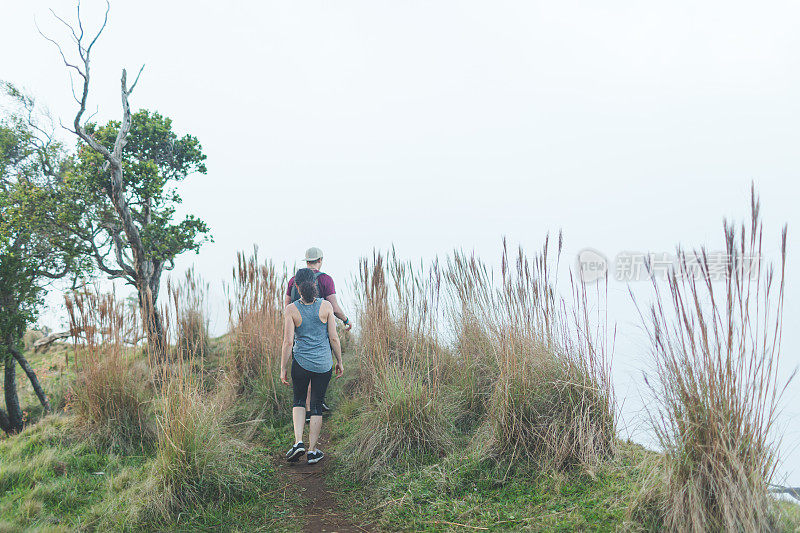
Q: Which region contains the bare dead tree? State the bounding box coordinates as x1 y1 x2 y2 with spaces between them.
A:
33 327 145 353
39 1 167 357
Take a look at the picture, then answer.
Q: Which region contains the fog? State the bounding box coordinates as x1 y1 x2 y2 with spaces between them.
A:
3 0 798 484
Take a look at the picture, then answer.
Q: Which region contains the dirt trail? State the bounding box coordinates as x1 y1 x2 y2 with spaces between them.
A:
280 428 373 533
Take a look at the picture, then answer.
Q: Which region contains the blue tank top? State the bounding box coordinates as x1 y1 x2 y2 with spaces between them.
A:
293 298 333 373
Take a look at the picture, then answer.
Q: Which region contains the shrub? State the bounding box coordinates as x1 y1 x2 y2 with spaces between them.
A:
225 248 288 412
630 188 793 531
448 238 616 471
65 288 154 450
339 251 454 478
339 365 455 480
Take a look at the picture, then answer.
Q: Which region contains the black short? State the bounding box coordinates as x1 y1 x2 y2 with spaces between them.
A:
291 359 332 417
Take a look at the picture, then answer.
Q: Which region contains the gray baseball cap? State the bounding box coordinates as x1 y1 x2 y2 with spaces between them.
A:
304 247 323 262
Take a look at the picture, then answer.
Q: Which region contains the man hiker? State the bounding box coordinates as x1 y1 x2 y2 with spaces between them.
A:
285 247 351 419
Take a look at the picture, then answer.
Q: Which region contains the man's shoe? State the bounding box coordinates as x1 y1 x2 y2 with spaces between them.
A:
285 442 306 462
321 402 332 413
307 450 324 464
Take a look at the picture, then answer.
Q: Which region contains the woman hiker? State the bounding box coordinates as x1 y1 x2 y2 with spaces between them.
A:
280 267 344 464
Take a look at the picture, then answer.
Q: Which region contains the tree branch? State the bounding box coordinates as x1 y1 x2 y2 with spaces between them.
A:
50 1 116 164
33 330 72 352
35 327 144 351
35 265 70 280
128 64 145 95
104 223 137 278
88 231 128 279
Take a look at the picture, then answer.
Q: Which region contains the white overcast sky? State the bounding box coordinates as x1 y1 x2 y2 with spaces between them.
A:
3 0 800 483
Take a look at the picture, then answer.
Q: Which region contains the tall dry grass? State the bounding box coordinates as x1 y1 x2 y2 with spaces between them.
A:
342 240 616 478
632 189 793 531
146 272 263 517
447 237 616 471
169 266 210 360
340 250 455 478
225 248 287 411
354 250 444 391
65 286 153 449
54 267 270 524
445 251 498 426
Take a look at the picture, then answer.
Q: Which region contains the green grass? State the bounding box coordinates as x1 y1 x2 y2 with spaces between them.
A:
776 501 800 532
5 338 800 532
0 341 304 532
0 413 301 532
329 421 650 531
0 415 144 531
327 390 800 532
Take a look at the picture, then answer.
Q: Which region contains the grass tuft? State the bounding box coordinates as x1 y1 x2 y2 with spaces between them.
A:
65 287 154 450
447 238 616 472
225 248 289 414
338 250 454 479
630 188 794 531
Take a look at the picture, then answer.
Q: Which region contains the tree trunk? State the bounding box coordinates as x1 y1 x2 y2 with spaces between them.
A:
9 345 50 414
137 283 166 361
0 408 11 434
3 352 23 433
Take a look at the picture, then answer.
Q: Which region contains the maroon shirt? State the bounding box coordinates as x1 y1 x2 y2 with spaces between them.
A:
286 270 336 300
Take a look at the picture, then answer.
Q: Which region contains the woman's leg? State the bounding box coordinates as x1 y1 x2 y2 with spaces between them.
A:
291 360 312 444
308 415 323 453
307 368 333 452
292 407 305 444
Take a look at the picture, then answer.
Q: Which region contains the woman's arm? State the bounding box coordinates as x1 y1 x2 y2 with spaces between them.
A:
280 306 295 385
325 302 344 377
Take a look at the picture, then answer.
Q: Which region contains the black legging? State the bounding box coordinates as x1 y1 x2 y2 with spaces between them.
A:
291 359 332 417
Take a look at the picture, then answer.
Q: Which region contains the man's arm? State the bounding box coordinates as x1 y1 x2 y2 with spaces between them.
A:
284 277 294 308
325 294 352 330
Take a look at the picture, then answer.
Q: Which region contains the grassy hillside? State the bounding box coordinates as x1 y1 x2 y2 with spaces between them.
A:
324 388 800 532
0 342 301 532
327 388 652 532
2 336 799 532
2 216 799 532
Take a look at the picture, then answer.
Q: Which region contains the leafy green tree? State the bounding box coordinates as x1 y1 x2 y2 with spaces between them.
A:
65 109 210 355
43 2 211 356
0 84 86 433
